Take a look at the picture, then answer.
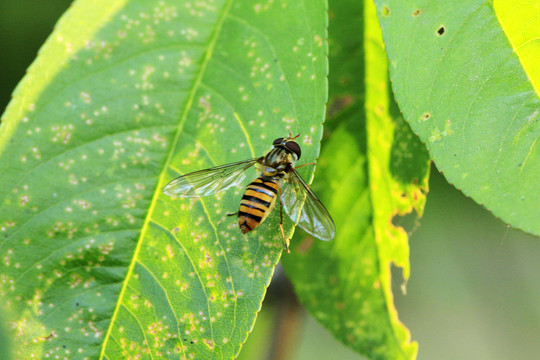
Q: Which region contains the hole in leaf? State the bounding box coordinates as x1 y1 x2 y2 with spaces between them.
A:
413 9 421 16
420 112 431 121
392 208 421 236
391 265 408 296
437 26 445 36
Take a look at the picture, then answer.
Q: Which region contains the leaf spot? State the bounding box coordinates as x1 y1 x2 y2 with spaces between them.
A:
437 26 446 36
79 92 91 104
419 111 431 122
313 34 323 47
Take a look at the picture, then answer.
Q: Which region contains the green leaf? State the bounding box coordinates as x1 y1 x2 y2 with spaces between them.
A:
373 0 540 236
283 0 429 359
0 0 327 358
494 0 540 95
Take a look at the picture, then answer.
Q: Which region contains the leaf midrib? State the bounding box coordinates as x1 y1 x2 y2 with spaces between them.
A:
98 0 235 357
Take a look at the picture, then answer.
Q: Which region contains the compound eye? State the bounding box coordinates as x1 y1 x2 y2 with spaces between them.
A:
273 137 284 145
285 141 301 160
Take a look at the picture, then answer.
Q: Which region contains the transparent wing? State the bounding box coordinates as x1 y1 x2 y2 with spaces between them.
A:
281 168 335 241
163 158 261 198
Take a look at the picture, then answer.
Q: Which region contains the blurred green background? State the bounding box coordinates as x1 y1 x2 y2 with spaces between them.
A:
1 2 538 359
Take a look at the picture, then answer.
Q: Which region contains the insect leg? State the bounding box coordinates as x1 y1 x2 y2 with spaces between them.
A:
218 211 238 225
278 186 290 253
294 162 316 169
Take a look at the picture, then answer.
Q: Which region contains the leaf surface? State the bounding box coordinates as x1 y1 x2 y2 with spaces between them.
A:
0 0 327 358
282 0 429 359
373 0 540 235
494 0 540 95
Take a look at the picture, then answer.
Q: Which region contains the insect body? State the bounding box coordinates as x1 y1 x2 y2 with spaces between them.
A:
239 177 279 234
163 133 335 251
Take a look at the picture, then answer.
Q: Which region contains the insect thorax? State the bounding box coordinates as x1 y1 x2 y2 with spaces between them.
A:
261 147 295 177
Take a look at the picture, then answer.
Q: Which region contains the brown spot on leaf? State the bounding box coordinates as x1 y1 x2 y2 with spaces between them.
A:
203 338 214 349
326 95 354 118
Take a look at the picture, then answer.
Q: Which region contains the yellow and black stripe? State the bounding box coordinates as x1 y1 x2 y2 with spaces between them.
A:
238 177 279 234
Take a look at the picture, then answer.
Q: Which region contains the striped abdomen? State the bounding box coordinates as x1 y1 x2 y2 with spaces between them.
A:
238 176 279 234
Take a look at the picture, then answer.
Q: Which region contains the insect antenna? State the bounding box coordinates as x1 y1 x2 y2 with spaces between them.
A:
287 131 301 139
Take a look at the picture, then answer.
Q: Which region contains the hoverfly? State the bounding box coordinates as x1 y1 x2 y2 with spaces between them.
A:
163 133 335 252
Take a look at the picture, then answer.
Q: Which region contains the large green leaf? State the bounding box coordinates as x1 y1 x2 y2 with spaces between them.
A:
283 0 429 359
0 0 327 358
373 0 540 236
